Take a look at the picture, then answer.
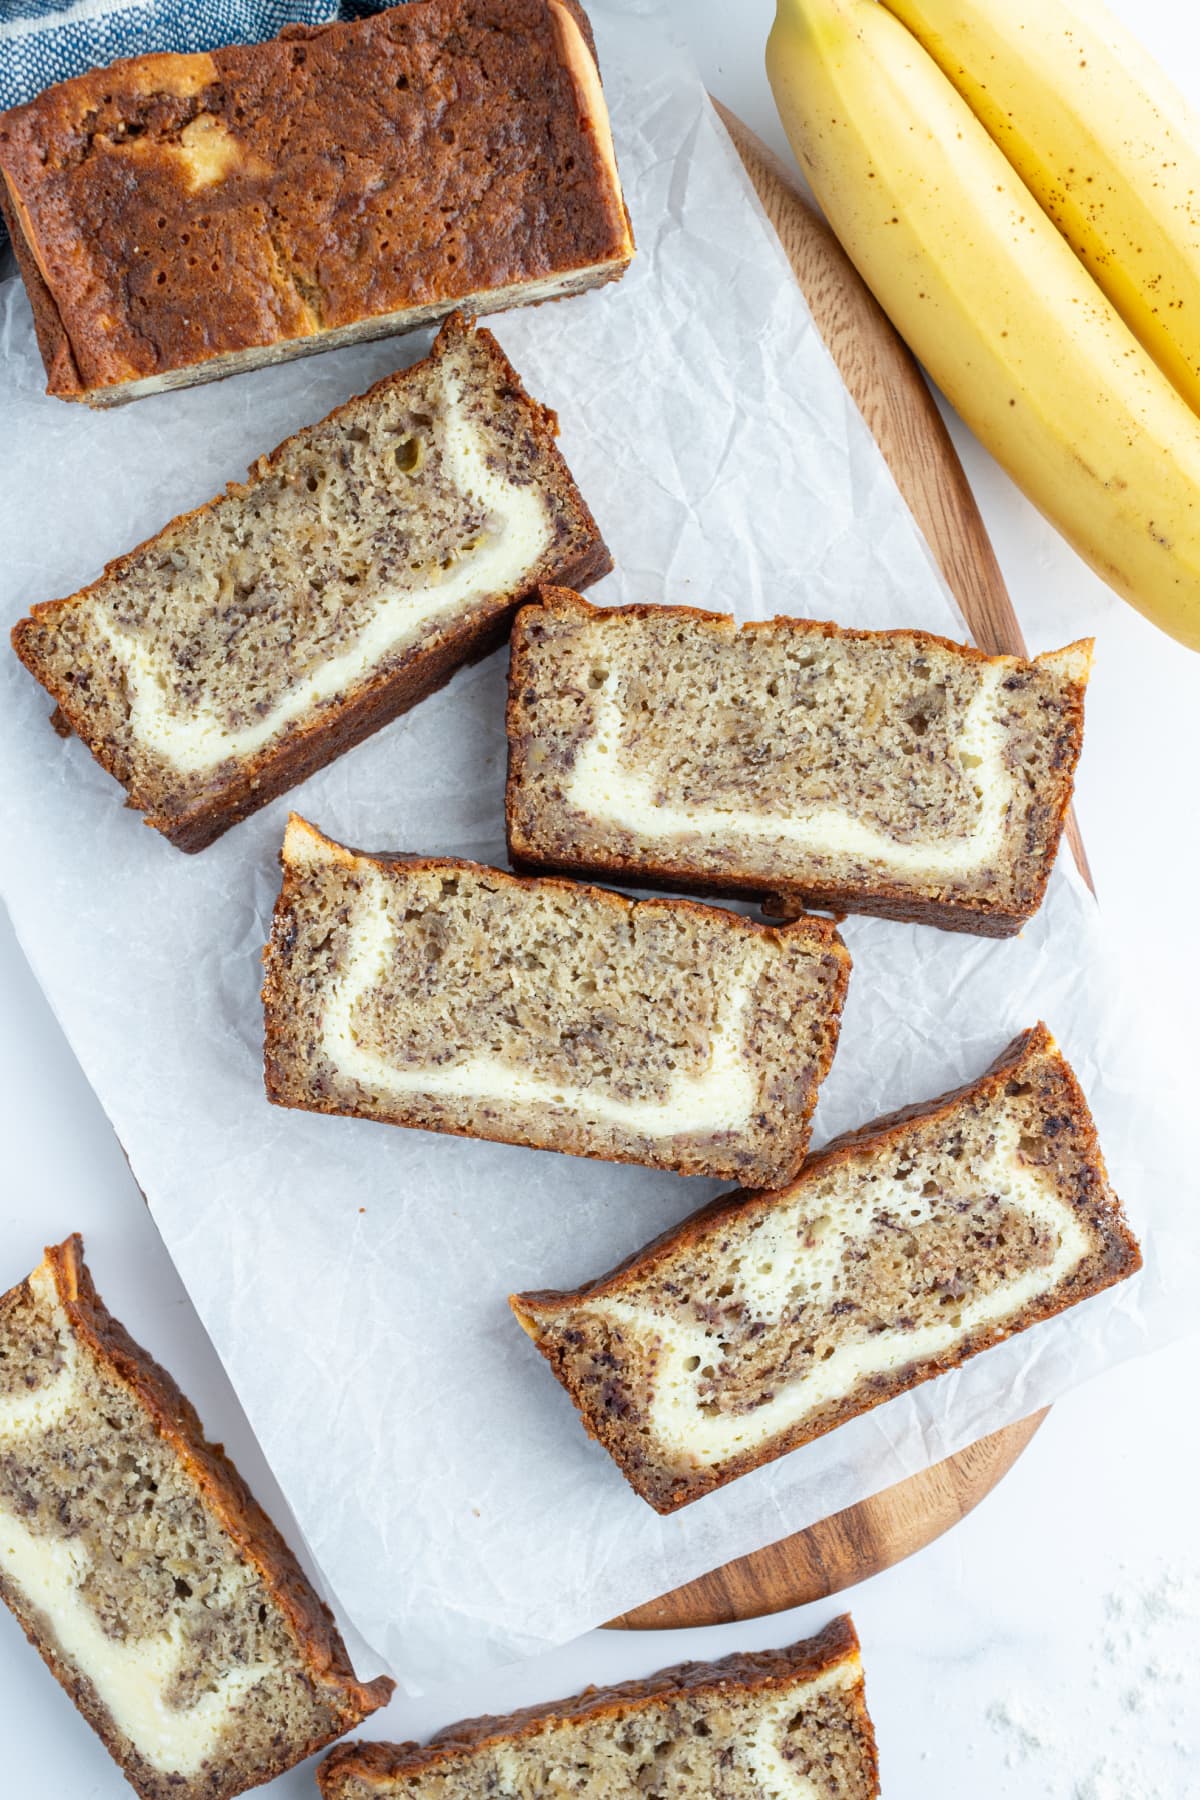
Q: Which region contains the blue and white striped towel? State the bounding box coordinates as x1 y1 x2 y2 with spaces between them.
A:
0 0 389 112
0 0 398 248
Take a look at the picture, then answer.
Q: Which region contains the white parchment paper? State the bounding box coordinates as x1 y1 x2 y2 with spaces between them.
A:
1 0 1195 1691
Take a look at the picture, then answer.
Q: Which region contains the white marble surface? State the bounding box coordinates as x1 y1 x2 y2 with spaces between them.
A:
3 1 1199 1793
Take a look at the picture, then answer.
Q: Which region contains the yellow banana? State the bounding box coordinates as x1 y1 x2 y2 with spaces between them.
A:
880 0 1200 418
766 0 1200 651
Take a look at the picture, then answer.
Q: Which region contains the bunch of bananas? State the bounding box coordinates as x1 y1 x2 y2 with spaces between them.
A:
766 0 1200 651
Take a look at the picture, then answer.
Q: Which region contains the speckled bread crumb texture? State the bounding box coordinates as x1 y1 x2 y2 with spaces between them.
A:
0 1236 391 1800
512 1025 1140 1511
11 315 610 852
261 815 849 1187
0 0 633 403
317 1616 879 1798
505 590 1091 935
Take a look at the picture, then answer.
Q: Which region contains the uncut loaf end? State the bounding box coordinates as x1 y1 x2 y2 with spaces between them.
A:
0 0 633 405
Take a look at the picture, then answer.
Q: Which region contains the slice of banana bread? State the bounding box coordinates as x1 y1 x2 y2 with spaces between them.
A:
512 1025 1140 1511
11 316 609 852
0 0 633 405
506 590 1092 935
262 815 850 1186
318 1616 878 1800
0 1236 393 1800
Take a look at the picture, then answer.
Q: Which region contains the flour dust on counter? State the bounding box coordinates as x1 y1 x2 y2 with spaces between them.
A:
980 1559 1198 1797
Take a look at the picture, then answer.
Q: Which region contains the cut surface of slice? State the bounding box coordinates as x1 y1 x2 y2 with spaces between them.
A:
262 815 850 1186
512 1025 1140 1511
506 590 1091 934
318 1615 878 1799
0 0 633 405
0 1236 392 1800
12 317 609 851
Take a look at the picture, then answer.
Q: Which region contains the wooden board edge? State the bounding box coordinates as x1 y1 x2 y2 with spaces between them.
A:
606 1410 1048 1629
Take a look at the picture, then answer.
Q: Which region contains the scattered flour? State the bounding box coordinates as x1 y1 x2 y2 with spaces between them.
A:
986 1694 1055 1767
983 1561 1199 1798
1074 1760 1164 1800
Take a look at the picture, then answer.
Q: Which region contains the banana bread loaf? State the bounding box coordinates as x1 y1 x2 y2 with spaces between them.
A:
262 814 850 1186
12 315 609 852
512 1025 1140 1511
0 0 633 406
0 1236 393 1800
506 589 1092 935
318 1616 878 1800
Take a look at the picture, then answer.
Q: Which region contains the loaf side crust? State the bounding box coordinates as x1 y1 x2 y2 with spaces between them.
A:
506 590 1091 936
317 1615 877 1795
0 177 86 396
11 315 611 851
262 816 851 1186
0 0 633 404
0 1236 392 1800
512 1024 1141 1511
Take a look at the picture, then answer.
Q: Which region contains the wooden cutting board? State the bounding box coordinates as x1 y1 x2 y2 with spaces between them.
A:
605 101 1083 1632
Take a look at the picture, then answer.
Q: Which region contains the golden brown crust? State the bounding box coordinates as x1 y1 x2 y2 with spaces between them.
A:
262 817 851 1184
0 1237 392 1799
11 315 611 851
0 177 86 395
512 1025 1142 1511
317 1616 877 1795
0 0 633 404
506 589 1091 937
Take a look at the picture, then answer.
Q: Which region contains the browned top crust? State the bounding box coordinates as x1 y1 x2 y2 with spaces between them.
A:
267 813 852 958
520 588 1069 672
318 1617 871 1792
0 0 633 401
25 1237 393 1728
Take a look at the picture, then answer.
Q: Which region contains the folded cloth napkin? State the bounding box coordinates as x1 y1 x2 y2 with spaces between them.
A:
0 0 394 251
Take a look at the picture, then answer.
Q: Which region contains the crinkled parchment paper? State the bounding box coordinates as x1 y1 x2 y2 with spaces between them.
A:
0 0 1194 1692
